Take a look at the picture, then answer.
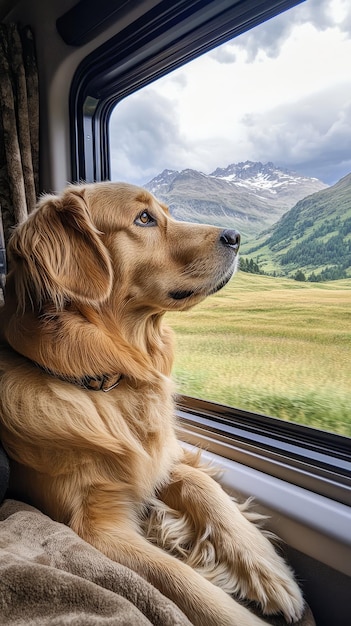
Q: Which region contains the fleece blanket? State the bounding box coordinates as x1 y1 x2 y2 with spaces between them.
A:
0 499 315 626
0 499 192 626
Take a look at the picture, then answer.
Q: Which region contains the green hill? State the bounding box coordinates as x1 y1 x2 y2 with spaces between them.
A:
243 173 351 281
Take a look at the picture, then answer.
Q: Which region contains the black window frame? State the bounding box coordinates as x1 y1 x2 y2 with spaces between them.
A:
69 0 305 182
68 0 351 507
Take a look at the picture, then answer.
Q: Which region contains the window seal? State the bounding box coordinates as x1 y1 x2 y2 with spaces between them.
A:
176 395 351 507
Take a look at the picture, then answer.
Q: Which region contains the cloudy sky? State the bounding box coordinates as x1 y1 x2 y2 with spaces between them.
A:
109 0 351 187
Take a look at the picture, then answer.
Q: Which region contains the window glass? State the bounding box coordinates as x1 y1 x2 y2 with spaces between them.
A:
109 0 351 437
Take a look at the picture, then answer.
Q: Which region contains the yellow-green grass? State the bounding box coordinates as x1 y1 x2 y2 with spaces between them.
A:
166 272 351 437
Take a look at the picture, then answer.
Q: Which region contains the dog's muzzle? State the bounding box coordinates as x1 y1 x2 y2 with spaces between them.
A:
169 228 240 301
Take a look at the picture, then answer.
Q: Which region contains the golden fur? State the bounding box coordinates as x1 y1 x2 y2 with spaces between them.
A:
0 182 303 626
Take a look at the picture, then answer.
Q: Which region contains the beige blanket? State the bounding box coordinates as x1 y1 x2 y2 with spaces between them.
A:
0 499 315 626
0 499 192 625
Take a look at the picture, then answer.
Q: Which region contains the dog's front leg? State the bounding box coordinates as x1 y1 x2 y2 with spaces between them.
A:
155 451 304 624
69 488 267 626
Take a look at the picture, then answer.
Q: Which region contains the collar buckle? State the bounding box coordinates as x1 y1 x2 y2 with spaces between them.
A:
82 373 123 392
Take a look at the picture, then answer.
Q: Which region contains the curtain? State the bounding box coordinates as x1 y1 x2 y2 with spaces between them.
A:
0 23 39 300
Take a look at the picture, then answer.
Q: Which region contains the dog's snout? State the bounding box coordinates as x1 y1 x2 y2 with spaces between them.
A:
220 229 241 251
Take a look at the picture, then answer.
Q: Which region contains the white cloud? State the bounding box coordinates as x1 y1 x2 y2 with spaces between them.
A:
109 91 188 184
241 85 351 182
109 0 351 186
209 0 351 63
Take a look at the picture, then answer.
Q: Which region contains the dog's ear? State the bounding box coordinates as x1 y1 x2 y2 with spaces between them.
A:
8 189 113 310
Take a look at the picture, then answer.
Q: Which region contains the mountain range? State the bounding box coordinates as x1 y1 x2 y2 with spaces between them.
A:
145 162 351 281
145 161 327 239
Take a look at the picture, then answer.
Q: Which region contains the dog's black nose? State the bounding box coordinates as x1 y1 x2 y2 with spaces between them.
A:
220 229 241 251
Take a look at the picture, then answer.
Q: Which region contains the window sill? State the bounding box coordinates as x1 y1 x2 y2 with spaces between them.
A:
179 442 351 577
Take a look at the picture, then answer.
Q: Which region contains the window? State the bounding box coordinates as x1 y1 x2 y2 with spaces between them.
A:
69 0 351 506
109 0 351 441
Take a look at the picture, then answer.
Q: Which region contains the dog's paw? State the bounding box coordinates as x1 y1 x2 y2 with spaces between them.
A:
199 513 304 624
235 545 304 623
206 499 305 623
216 519 303 625
186 524 304 623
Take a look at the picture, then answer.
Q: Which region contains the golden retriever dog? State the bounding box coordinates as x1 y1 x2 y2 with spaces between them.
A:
0 182 303 626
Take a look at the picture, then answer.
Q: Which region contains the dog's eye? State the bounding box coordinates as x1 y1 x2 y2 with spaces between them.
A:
135 211 156 227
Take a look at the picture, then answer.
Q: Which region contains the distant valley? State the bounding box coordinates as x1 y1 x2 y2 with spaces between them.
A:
145 161 327 240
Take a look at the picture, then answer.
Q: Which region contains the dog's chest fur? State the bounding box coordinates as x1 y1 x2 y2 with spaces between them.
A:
91 378 181 494
0 350 180 514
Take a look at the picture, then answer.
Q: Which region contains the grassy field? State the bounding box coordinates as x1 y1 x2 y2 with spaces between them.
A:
166 272 351 437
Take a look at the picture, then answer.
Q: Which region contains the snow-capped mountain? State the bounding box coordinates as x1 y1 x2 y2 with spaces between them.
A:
210 161 322 195
144 162 327 240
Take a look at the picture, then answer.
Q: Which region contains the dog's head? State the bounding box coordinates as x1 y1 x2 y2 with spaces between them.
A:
7 181 239 315
2 182 240 381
